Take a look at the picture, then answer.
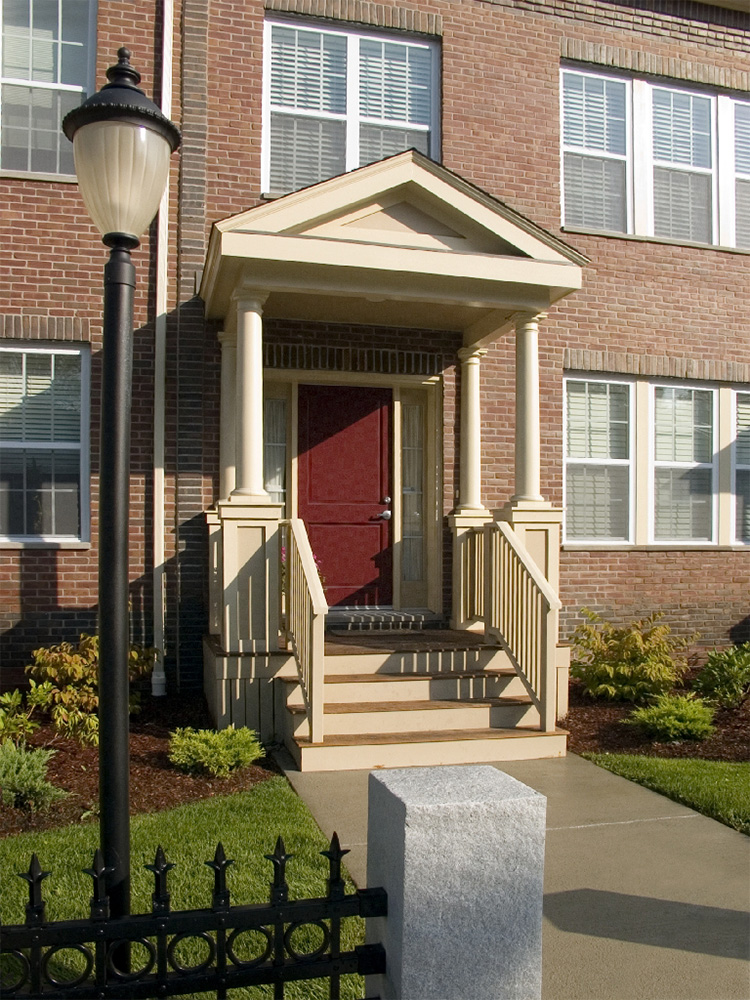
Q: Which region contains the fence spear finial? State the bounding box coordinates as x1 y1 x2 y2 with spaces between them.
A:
19 854 50 926
322 832 349 900
146 845 176 915
265 836 292 904
84 848 113 921
206 842 234 910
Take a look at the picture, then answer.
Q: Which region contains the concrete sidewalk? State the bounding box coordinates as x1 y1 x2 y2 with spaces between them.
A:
282 754 750 1000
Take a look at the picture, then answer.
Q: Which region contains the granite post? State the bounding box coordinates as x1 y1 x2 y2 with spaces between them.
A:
366 765 546 1000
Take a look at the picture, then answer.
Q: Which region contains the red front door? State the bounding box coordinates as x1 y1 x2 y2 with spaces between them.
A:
298 384 392 607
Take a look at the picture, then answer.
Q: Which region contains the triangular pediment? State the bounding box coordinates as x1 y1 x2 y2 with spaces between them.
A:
201 150 586 334
214 150 587 266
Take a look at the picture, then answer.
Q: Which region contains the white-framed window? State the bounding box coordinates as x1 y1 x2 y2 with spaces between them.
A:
0 342 90 541
0 0 96 175
561 66 750 249
651 385 716 543
262 18 440 195
735 391 750 544
564 377 633 543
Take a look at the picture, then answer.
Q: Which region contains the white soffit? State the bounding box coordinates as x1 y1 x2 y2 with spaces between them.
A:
201 150 586 328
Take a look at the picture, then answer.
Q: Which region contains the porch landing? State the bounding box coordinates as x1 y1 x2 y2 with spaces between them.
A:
282 627 568 771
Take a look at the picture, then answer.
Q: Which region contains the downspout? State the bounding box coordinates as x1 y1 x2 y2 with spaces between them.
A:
151 0 174 696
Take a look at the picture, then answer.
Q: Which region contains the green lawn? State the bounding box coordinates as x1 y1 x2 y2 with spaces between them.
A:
0 775 366 999
583 754 750 836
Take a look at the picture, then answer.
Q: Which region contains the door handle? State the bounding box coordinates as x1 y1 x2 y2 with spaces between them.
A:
378 510 392 520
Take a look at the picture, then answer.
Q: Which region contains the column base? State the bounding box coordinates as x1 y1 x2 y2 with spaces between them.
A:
215 499 284 653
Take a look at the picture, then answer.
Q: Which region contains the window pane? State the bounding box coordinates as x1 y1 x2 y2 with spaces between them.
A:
566 464 629 540
654 387 712 463
264 397 286 504
270 26 347 115
2 0 31 79
737 393 750 467
360 123 429 166
360 40 432 126
563 73 626 155
654 467 712 540
736 178 750 250
653 168 711 243
269 113 346 192
566 380 629 460
0 447 80 536
653 89 711 168
402 403 424 581
737 470 750 543
564 153 626 232
0 351 24 437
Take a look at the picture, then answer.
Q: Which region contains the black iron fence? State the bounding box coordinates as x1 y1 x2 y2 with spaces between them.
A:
0 833 386 999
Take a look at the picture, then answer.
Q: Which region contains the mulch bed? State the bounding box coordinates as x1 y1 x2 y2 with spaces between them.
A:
3 679 748 840
562 676 750 763
0 694 280 840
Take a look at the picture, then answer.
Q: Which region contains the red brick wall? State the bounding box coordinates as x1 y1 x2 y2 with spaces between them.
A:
2 0 748 684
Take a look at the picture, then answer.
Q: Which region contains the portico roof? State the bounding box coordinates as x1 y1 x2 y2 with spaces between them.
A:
200 150 587 348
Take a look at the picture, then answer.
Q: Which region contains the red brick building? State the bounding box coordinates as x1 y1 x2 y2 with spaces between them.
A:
1 0 748 766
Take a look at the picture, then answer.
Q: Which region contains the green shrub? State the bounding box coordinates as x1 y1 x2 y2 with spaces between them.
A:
692 643 750 709
0 740 69 811
25 633 155 746
0 681 53 745
168 726 264 778
571 609 695 702
624 694 716 742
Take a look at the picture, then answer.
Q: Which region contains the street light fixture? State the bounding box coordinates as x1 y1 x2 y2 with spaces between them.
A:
63 48 180 926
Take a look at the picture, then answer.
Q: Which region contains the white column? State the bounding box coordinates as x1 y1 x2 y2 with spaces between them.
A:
232 291 268 499
457 346 488 512
513 312 546 503
218 329 237 499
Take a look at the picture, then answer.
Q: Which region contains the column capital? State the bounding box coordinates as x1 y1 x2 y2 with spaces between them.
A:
513 310 548 329
217 328 236 348
457 345 488 364
232 287 269 314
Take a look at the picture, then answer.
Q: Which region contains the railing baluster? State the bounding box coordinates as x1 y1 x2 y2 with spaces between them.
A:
482 522 562 730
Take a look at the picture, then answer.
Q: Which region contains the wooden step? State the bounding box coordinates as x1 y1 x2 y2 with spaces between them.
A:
288 697 538 736
282 668 527 705
289 727 567 771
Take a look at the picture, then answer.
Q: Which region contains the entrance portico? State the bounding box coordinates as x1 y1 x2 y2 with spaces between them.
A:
200 150 585 760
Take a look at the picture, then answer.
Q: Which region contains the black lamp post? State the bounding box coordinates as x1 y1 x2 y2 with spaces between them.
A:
63 49 180 924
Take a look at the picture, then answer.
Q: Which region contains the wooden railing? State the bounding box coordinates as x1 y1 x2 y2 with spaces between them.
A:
281 519 328 744
483 521 561 732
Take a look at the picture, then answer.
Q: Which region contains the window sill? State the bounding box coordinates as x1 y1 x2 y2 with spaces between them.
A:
561 225 750 256
0 169 77 185
0 540 91 550
563 543 749 552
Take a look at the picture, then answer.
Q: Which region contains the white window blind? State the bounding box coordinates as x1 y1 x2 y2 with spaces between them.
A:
1 0 95 174
735 104 750 249
736 392 750 543
564 379 631 541
652 386 714 542
561 68 747 248
264 20 438 194
0 345 88 539
562 72 627 232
